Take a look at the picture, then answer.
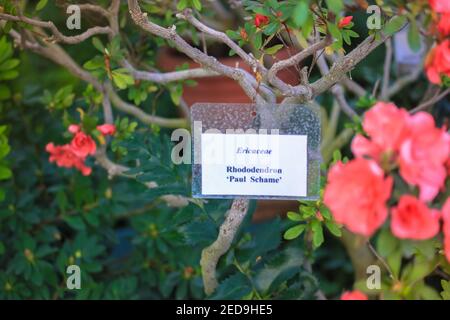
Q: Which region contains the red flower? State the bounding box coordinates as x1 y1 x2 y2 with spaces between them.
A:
46 143 92 176
425 40 450 85
240 28 248 40
341 290 368 300
442 198 450 263
351 102 410 163
438 13 450 36
398 112 450 202
254 14 269 28
391 195 440 240
97 124 116 136
68 124 81 134
70 132 97 158
338 16 353 28
429 0 450 13
324 158 393 237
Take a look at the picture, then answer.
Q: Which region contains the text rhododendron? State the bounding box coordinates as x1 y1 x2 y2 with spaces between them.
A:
324 158 393 237
391 195 441 240
46 123 116 176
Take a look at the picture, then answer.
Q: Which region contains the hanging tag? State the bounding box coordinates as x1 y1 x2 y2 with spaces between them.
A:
191 103 321 200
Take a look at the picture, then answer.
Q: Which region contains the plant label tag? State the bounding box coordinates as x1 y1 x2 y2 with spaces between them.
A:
201 133 308 197
191 103 321 200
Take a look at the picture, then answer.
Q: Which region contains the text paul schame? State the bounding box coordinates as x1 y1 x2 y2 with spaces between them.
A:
226 147 283 184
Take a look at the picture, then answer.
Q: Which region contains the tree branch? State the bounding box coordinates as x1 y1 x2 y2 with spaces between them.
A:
0 13 113 44
380 38 392 100
127 0 264 103
200 199 250 295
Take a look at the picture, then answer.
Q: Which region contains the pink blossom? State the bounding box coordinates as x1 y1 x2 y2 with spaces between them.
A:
324 158 393 237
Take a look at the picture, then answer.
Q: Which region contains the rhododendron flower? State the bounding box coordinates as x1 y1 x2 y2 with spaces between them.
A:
391 195 440 240
351 102 410 162
398 112 450 202
324 158 393 237
240 28 248 40
340 290 368 300
68 124 81 134
70 132 97 158
437 13 450 36
442 198 450 263
46 143 92 176
425 40 450 85
254 14 269 28
338 16 353 28
97 124 116 136
429 0 450 13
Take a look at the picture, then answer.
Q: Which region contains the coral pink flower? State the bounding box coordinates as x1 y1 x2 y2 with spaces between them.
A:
338 16 353 28
398 112 450 202
438 13 450 36
391 195 440 240
254 14 269 28
324 158 393 237
97 124 116 136
425 40 450 85
68 124 81 134
46 143 92 176
351 102 410 162
429 0 450 13
442 198 450 263
70 132 97 158
341 290 368 300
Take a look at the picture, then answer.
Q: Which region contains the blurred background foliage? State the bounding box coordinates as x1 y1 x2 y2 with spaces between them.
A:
1 0 446 300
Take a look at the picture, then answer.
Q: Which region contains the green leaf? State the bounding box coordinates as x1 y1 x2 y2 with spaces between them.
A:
311 220 324 248
209 273 252 300
177 0 188 11
36 0 48 11
384 15 407 36
0 85 11 101
293 1 309 28
92 38 105 53
441 280 450 300
0 58 19 71
0 241 4 255
325 221 341 237
326 0 344 15
112 69 134 90
407 20 421 52
254 247 305 294
254 32 262 50
287 211 302 221
264 44 284 55
377 228 399 257
0 166 12 180
191 0 202 11
63 215 86 231
284 224 306 240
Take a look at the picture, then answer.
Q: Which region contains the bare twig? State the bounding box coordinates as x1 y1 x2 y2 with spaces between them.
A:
0 13 113 44
380 38 392 100
410 88 450 113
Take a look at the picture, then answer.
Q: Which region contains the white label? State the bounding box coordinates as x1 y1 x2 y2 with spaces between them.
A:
201 133 307 197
